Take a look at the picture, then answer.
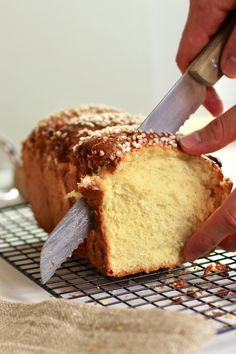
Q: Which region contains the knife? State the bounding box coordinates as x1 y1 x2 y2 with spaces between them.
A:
40 12 236 284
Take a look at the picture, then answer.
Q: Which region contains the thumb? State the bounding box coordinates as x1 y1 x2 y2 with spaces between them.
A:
180 105 236 154
221 26 236 78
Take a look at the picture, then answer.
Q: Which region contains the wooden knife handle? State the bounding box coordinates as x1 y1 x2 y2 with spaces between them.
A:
188 10 236 86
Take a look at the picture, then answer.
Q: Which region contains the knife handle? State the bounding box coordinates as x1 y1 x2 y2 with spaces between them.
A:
188 10 236 86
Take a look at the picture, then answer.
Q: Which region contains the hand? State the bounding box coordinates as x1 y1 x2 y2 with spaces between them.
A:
176 0 236 116
176 0 236 261
180 105 236 261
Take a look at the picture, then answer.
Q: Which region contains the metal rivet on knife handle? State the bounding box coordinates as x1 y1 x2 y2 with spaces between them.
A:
188 10 236 87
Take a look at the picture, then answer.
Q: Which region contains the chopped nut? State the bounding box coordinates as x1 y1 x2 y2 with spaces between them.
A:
131 141 141 149
172 297 183 303
204 263 229 277
186 290 200 298
213 263 229 277
216 289 230 298
116 150 122 157
72 144 79 152
170 279 187 289
204 264 213 277
154 285 164 291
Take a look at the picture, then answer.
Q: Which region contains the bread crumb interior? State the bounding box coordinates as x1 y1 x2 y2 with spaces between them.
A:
101 147 218 275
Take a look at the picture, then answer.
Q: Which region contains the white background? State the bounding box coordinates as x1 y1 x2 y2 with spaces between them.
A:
0 0 235 149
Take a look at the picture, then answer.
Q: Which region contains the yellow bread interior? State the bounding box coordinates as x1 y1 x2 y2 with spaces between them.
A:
99 147 221 275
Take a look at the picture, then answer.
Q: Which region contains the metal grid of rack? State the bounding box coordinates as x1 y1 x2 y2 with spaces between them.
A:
1 203 236 334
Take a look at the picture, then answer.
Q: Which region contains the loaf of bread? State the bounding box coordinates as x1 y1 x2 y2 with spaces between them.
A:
23 105 232 277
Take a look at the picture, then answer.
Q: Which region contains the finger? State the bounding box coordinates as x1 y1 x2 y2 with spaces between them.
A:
203 87 223 117
183 189 236 262
176 0 232 72
219 233 236 251
221 25 236 78
180 105 236 154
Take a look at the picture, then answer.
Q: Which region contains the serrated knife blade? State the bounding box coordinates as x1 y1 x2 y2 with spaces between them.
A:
139 73 205 132
40 12 235 283
40 198 91 284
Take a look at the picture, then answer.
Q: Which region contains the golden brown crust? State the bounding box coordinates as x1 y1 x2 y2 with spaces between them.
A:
23 106 140 163
75 176 110 275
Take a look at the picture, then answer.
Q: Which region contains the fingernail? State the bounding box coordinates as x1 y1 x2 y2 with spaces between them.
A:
222 56 236 77
180 131 202 149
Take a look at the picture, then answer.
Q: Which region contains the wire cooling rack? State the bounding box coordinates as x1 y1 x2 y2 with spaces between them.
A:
1 204 236 334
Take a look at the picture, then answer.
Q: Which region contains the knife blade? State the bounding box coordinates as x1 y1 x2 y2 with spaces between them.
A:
40 12 236 284
40 198 91 284
139 73 205 132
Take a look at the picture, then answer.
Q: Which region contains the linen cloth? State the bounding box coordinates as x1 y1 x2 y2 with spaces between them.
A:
0 299 215 354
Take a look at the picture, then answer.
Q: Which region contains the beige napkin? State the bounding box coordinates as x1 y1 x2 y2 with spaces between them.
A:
0 299 215 354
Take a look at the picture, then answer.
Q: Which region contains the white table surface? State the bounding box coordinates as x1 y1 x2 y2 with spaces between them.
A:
1 119 236 353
